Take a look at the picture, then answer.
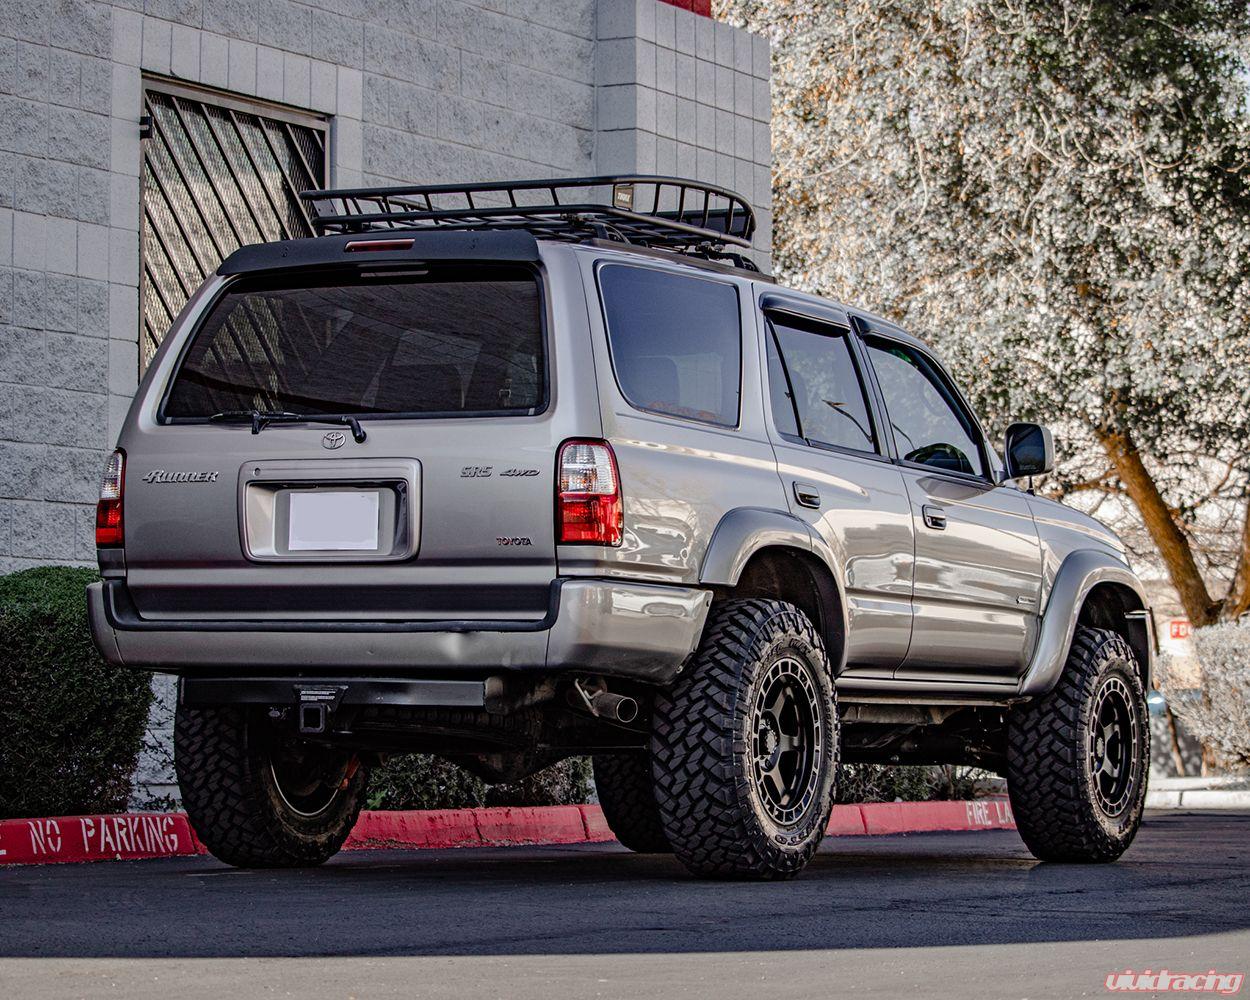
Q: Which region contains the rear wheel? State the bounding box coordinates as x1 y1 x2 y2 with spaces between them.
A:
1006 627 1149 862
175 705 367 868
651 599 838 880
592 753 671 853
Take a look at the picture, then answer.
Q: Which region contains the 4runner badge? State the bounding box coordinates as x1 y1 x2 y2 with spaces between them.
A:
142 470 220 484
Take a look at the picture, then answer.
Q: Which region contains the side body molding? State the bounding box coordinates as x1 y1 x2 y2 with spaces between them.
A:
699 506 849 639
1018 549 1151 697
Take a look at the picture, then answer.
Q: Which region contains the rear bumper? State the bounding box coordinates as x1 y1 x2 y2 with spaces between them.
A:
87 578 711 685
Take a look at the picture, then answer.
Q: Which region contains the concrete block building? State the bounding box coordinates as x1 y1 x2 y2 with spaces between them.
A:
0 0 773 574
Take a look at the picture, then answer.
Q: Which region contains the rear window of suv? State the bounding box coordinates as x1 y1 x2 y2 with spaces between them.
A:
597 263 741 427
161 266 545 420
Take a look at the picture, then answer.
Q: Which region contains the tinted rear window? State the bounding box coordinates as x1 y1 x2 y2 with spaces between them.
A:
162 267 544 419
597 263 741 427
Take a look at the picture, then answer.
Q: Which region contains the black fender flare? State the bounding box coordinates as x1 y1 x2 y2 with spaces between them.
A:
698 507 850 654
1018 549 1152 696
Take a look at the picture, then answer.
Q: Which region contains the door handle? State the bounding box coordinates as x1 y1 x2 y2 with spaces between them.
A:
793 482 821 509
922 504 947 530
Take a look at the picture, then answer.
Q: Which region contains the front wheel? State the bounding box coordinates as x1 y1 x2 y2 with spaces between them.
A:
1006 626 1149 862
650 599 838 880
175 705 367 868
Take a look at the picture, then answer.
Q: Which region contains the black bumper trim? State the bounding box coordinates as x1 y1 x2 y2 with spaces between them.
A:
180 676 489 709
100 578 561 634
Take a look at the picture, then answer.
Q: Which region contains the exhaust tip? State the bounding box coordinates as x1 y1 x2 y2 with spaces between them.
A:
613 696 639 724
589 690 638 724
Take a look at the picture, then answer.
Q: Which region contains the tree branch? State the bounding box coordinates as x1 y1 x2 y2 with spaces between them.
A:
1098 426 1221 626
1222 500 1250 621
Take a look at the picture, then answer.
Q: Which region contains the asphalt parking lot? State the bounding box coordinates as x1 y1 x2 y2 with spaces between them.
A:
2 809 1246 1000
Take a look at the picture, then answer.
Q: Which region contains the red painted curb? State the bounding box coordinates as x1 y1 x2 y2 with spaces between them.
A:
346 808 480 851
0 813 205 865
579 803 616 843
825 804 869 836
857 799 1015 836
477 805 588 847
1 800 1014 866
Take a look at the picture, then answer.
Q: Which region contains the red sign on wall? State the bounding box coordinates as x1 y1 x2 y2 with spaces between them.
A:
660 0 712 14
1169 619 1191 640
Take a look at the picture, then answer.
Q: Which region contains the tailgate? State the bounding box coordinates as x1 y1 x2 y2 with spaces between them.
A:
119 263 564 624
122 422 558 621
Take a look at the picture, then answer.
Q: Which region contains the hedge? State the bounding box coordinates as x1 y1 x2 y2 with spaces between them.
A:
368 754 593 810
836 763 987 803
0 567 153 819
368 756 975 811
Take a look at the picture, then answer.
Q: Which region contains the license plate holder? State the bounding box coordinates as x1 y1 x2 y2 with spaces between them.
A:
241 459 419 563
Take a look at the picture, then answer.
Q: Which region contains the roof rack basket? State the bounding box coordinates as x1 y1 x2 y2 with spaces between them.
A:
300 175 756 255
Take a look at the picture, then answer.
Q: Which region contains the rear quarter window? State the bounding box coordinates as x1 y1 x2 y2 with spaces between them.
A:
597 263 741 427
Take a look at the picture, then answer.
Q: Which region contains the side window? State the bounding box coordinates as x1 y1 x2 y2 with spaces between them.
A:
767 316 876 454
598 264 741 427
865 338 986 478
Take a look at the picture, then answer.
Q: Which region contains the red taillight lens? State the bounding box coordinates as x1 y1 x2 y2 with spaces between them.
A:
95 450 124 547
557 440 622 546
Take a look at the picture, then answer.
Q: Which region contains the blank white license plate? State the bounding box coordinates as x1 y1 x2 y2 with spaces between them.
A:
288 491 380 551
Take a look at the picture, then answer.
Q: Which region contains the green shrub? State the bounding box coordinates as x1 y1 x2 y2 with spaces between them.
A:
367 754 488 810
367 754 593 810
484 756 593 808
0 567 153 819
368 756 982 811
835 763 988 803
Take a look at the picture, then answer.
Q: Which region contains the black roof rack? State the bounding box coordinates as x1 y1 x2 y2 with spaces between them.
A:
300 175 756 258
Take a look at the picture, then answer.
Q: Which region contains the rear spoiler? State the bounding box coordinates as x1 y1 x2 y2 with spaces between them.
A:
217 229 540 276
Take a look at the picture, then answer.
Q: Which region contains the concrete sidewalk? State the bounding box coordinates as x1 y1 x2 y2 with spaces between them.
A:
1146 774 1250 809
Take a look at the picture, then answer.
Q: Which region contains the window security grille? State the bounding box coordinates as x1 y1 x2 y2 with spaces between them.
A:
139 82 327 369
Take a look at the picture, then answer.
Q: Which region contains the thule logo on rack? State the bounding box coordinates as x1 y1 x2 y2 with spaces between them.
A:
142 470 220 484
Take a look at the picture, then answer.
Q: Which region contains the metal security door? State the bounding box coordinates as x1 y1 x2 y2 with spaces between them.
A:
139 81 327 368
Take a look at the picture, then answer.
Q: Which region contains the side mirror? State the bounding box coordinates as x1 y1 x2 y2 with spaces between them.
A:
1004 422 1054 480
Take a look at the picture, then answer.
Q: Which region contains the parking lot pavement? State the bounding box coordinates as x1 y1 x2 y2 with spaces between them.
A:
2 809 1247 1000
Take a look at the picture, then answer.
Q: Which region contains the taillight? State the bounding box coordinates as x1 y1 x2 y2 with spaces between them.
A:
95 449 124 547
557 439 623 546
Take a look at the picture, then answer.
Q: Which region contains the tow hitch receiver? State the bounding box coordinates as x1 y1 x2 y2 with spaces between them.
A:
296 685 347 735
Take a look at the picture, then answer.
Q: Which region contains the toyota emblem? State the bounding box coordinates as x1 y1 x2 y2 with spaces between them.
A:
321 430 347 450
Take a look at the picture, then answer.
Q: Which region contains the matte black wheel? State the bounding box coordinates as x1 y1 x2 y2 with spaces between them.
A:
1006 627 1149 862
592 753 672 853
651 599 838 880
1087 675 1142 818
750 655 825 827
175 705 367 868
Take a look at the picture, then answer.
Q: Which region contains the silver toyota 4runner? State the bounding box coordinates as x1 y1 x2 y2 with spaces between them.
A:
88 176 1154 880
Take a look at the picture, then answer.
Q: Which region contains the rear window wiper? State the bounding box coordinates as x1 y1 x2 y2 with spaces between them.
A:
208 409 368 443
